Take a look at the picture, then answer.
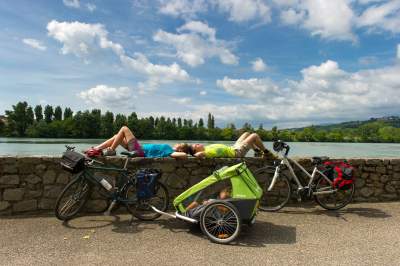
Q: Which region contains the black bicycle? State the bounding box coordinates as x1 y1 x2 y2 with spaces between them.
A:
55 146 169 221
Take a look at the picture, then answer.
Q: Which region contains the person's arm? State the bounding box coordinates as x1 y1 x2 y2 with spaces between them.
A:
186 201 199 210
194 151 205 158
170 151 188 159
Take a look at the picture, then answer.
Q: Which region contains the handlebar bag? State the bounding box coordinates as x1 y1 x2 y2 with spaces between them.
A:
60 150 85 173
136 169 161 200
323 161 354 190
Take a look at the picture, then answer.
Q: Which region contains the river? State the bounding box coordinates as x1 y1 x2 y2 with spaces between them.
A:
1 137 399 158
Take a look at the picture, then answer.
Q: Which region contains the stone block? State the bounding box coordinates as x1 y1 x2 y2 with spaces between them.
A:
25 190 42 199
363 166 375 172
56 173 70 184
18 164 35 174
2 164 18 174
13 200 37 212
390 159 400 165
393 172 400 180
160 163 176 173
360 187 374 198
385 183 397 193
0 201 10 211
25 174 41 184
361 173 369 179
39 199 55 210
380 175 391 183
374 188 384 196
43 186 63 198
379 194 398 201
355 178 366 189
365 159 383 166
3 188 24 201
175 168 189 178
166 174 189 189
35 164 47 175
376 167 387 174
0 175 19 185
43 170 57 184
369 173 381 181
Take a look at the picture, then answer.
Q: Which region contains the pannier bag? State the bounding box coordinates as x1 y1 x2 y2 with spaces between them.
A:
136 169 161 200
323 161 354 190
60 150 86 173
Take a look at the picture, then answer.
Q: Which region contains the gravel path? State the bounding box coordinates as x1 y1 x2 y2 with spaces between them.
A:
1 202 399 266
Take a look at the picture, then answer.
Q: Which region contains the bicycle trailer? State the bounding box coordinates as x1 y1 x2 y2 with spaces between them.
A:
151 162 263 244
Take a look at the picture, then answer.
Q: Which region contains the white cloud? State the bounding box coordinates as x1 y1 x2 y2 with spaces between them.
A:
158 0 271 24
357 1 400 34
172 97 192 104
158 0 207 18
78 85 134 108
358 56 377 66
216 76 280 98
86 3 96 12
251 57 267 72
212 0 271 24
63 0 80 8
153 21 238 67
22 38 47 51
199 90 207 95
120 53 190 91
47 20 190 91
280 8 305 25
213 54 400 123
47 20 124 57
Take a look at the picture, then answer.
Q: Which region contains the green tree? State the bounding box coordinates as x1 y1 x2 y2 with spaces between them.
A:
101 111 114 137
114 114 127 132
5 101 33 136
34 105 43 122
64 107 73 119
44 105 53 123
54 106 62 121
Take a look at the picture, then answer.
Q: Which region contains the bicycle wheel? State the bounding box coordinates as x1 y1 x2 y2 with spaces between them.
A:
125 181 169 221
55 173 91 221
314 177 355 210
200 200 241 244
255 168 292 212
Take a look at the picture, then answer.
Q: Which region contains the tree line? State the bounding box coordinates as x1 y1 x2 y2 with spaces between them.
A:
1 101 400 143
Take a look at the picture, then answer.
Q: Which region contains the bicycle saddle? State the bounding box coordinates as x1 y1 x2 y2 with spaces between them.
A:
120 151 140 158
312 156 330 165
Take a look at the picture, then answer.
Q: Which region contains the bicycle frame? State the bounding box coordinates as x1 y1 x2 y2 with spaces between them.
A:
268 154 335 195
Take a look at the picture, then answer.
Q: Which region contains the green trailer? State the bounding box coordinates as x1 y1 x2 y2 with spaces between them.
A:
152 162 263 244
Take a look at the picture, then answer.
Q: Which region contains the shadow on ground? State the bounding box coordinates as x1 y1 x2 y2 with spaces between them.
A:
279 206 391 220
61 214 296 247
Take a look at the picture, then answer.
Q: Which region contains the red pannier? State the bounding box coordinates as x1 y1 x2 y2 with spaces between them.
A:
323 161 354 190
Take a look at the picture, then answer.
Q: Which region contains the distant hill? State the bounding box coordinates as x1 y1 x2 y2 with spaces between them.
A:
290 116 400 131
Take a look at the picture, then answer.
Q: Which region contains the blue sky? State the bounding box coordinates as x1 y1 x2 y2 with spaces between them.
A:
1 0 400 128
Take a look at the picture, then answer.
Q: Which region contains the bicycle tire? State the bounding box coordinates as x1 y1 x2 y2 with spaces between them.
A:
55 173 91 221
255 168 292 212
314 177 355 210
125 181 169 221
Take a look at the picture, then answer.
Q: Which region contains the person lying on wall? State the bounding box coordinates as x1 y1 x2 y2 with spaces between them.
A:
84 126 188 158
176 132 276 159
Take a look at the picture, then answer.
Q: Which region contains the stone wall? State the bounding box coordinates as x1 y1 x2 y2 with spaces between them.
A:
0 156 400 215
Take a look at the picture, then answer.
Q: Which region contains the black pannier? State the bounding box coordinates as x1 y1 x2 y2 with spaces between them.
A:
60 150 86 173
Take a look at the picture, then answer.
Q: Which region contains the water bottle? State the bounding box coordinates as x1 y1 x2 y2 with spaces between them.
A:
99 178 113 191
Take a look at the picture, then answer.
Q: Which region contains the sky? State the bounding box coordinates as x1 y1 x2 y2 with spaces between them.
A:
1 0 400 128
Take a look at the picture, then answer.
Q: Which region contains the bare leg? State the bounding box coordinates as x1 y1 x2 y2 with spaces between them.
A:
236 132 250 143
95 135 117 150
110 126 135 150
243 133 266 151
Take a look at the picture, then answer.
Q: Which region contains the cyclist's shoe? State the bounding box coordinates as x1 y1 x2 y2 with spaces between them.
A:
254 148 263 157
262 150 277 160
103 148 116 156
84 147 103 157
